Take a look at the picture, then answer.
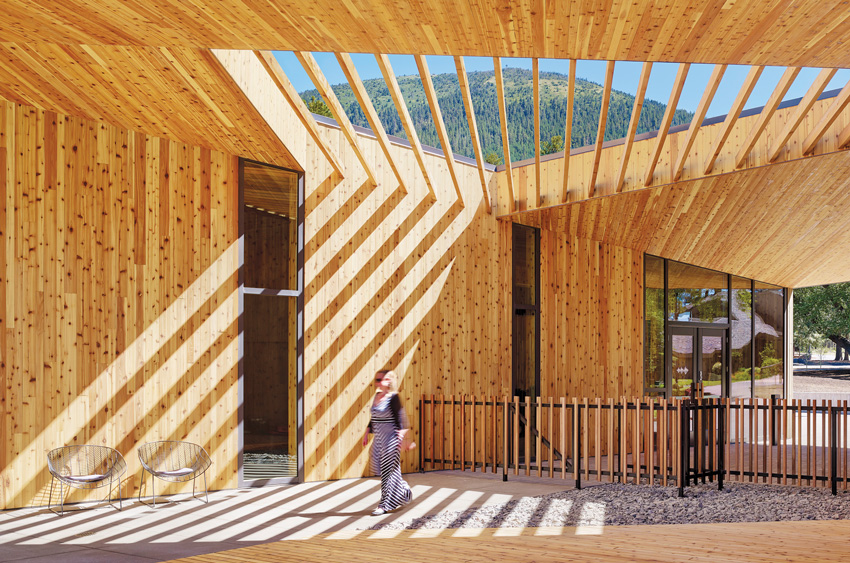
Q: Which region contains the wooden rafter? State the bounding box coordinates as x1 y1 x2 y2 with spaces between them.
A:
644 63 690 186
615 62 652 193
560 59 576 204
734 66 801 169
294 51 378 184
336 53 407 192
768 68 837 162
455 55 490 213
672 64 727 182
253 50 345 176
494 57 515 212
588 60 615 197
533 57 541 208
703 65 763 175
414 54 464 205
375 54 436 200
839 120 850 149
802 78 850 155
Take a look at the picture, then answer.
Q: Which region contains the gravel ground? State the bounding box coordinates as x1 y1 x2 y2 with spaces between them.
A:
794 373 850 393
370 482 850 531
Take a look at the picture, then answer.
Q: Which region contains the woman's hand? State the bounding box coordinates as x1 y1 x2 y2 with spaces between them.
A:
362 432 369 446
396 429 408 450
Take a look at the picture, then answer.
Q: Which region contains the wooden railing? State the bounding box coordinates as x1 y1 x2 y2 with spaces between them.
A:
419 395 850 495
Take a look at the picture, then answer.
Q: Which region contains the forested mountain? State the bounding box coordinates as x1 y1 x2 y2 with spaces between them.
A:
299 67 694 163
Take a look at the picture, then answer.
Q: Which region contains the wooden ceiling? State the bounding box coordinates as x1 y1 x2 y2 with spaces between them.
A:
2 1 850 67
0 43 300 170
510 150 850 288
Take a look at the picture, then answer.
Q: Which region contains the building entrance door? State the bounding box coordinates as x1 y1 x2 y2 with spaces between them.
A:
670 327 726 399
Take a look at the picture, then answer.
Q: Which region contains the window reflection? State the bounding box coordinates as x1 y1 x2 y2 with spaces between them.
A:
644 256 665 392
667 261 728 323
730 277 753 398
754 282 784 398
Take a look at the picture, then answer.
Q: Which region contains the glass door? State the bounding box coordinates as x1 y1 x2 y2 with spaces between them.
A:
699 329 726 398
671 327 697 398
670 326 727 399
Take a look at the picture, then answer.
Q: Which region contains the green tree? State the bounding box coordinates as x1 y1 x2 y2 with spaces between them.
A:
484 151 503 165
540 135 564 155
307 96 332 118
794 282 850 360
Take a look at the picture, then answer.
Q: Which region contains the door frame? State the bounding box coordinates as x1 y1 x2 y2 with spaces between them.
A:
667 323 729 399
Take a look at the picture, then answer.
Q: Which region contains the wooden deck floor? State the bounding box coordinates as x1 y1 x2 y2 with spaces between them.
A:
167 519 850 562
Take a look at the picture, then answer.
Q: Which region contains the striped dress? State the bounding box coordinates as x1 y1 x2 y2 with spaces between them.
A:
369 393 412 511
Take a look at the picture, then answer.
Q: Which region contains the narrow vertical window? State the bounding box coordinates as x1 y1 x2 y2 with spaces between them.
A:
241 160 301 482
644 255 665 394
512 224 539 400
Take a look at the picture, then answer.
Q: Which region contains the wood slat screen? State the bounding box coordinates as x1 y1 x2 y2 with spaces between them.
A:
421 395 850 495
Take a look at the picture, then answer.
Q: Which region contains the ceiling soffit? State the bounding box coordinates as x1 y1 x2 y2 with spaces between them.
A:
1 1 850 67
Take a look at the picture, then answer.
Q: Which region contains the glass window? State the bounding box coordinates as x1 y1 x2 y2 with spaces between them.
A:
243 161 298 291
730 276 753 398
754 282 784 399
667 261 728 323
644 255 665 392
512 225 538 400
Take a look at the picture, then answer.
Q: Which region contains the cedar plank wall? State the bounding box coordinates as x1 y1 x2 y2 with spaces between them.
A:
0 101 240 510
218 51 644 483
539 230 643 400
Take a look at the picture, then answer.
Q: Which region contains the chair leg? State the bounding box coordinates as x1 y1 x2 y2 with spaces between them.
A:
203 472 208 504
48 476 61 516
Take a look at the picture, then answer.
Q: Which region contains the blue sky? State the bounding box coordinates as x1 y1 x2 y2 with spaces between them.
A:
274 51 850 120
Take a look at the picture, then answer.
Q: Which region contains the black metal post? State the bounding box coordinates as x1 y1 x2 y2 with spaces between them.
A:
718 401 725 491
770 394 778 446
831 404 838 496
575 402 582 490
503 401 509 482
679 402 688 497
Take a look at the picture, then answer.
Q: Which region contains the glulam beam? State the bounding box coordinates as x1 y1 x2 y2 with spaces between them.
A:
415 54 464 205
588 60 615 197
802 79 850 155
254 51 345 176
672 64 726 182
768 68 836 162
375 54 436 200
455 55 491 213
560 59 576 204
644 63 690 186
494 57 515 212
735 66 801 169
295 51 378 183
704 66 763 175
336 52 407 191
615 62 652 193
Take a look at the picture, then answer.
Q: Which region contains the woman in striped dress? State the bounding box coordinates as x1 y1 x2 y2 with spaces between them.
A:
362 370 413 516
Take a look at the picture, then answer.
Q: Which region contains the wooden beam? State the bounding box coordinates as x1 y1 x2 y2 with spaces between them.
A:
375 54 436 200
672 64 727 182
533 57 541 208
734 66 801 169
493 57 515 212
294 51 377 184
561 59 576 204
768 67 837 162
615 62 652 193
336 52 407 192
644 63 690 187
414 54 464 205
253 51 345 176
589 60 615 197
455 55 490 213
802 78 850 155
703 65 763 175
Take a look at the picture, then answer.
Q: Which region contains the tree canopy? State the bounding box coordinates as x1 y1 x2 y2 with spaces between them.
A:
794 282 850 359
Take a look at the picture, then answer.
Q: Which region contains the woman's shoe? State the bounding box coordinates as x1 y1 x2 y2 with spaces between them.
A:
371 507 387 516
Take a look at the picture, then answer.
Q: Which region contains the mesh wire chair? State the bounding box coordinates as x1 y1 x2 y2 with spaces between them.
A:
137 441 212 507
46 445 127 515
